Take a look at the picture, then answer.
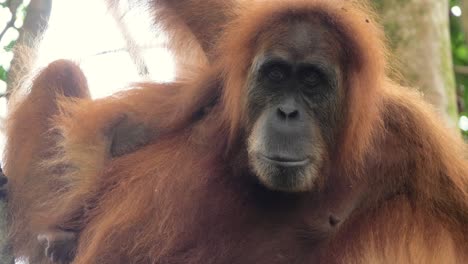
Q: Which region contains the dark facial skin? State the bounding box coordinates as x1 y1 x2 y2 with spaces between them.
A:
246 18 345 192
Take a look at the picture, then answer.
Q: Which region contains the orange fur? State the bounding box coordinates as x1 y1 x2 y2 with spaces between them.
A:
4 60 90 262
4 0 468 263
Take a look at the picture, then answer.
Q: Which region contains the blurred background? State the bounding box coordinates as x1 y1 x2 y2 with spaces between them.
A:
0 0 467 150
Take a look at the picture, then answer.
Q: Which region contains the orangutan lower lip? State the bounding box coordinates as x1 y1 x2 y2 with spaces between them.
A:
258 153 310 167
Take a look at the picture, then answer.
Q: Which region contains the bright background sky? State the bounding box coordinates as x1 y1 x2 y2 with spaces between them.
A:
37 0 175 97
0 0 176 160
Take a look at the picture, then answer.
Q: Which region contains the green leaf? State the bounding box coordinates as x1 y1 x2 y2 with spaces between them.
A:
0 66 7 82
455 46 468 63
4 40 16 52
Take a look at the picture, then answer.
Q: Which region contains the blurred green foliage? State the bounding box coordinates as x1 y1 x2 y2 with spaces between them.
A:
0 66 6 82
449 0 468 137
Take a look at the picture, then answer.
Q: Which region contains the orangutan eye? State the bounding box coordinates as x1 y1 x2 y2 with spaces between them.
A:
267 67 286 82
298 66 326 88
261 60 291 83
302 70 322 87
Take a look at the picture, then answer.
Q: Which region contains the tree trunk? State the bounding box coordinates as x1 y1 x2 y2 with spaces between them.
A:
0 199 12 264
460 1 468 44
375 0 459 130
7 0 52 96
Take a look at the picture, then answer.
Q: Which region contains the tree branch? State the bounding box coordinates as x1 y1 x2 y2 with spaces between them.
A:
107 4 150 77
454 65 468 75
0 0 21 42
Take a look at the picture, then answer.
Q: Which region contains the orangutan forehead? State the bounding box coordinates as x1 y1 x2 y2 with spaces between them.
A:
254 16 343 65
